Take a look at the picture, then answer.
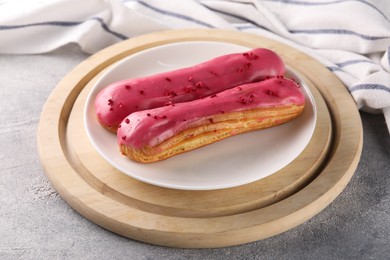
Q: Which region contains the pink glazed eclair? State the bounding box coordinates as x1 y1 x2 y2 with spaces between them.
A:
95 48 285 131
117 77 305 163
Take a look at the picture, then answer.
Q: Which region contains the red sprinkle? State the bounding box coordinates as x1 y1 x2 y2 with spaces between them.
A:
139 90 145 95
125 118 130 124
208 118 214 123
165 77 172 82
245 62 252 69
147 113 151 117
183 86 192 93
125 84 131 90
107 99 114 106
243 52 258 60
195 81 203 88
121 135 126 140
266 89 275 96
249 95 255 103
109 107 114 111
210 94 217 98
210 71 217 76
236 86 242 91
239 97 247 104
118 124 121 128
151 115 167 120
165 89 177 97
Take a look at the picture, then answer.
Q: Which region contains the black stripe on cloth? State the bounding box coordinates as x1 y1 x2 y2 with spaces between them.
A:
200 4 270 31
290 28 389 41
237 24 389 42
350 83 390 93
0 17 128 40
236 24 264 30
327 66 344 72
327 59 377 71
335 59 376 67
264 0 389 23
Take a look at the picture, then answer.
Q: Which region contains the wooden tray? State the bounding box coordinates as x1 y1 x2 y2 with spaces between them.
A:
38 29 362 248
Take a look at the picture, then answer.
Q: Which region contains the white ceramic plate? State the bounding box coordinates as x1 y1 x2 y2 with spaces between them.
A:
84 41 317 190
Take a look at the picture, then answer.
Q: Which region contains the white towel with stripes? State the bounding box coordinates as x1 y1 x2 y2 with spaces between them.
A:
1 0 390 133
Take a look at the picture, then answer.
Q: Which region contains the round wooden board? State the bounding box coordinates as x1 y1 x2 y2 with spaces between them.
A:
38 29 362 248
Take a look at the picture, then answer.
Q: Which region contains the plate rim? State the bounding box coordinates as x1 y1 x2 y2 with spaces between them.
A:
83 41 318 190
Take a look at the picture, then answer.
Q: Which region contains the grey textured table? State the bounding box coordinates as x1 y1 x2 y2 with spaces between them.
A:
1 44 389 259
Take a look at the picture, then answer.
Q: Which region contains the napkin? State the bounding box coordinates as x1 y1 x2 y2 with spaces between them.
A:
1 0 389 133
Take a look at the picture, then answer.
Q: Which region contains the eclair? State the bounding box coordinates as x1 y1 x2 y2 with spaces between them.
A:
117 77 305 163
95 48 285 131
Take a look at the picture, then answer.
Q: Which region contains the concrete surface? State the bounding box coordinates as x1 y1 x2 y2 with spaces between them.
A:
1 44 389 259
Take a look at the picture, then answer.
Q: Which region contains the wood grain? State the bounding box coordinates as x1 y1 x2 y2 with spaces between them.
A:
38 29 362 248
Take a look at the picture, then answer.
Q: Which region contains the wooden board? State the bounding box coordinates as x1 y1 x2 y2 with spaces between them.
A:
38 29 362 248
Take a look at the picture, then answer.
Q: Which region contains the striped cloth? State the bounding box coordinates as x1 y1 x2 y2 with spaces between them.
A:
1 0 390 133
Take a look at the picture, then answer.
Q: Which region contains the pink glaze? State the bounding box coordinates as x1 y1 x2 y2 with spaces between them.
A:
117 77 305 149
95 48 285 129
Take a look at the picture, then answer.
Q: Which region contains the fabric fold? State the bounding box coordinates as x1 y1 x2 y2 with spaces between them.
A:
1 0 389 133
